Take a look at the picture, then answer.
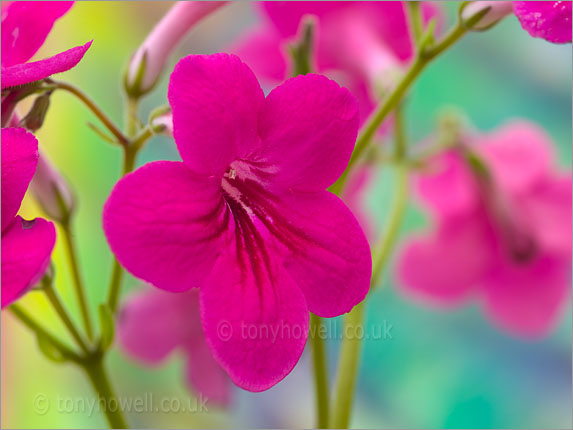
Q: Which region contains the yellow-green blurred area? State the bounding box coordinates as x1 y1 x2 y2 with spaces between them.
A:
2 2 571 429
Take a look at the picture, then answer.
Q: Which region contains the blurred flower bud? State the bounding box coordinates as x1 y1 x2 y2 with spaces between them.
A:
20 92 52 131
150 111 173 136
125 1 228 97
462 1 514 30
30 153 75 223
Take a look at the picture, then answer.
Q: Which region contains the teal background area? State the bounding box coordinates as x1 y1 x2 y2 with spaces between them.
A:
1 2 571 428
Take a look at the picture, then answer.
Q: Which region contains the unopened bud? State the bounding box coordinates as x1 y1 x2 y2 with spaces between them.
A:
462 1 514 30
125 1 229 97
30 153 75 223
150 111 173 136
20 92 51 132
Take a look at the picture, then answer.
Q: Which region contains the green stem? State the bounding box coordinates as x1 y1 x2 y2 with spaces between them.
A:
310 313 329 428
9 304 80 362
106 259 125 314
81 355 128 429
407 1 424 46
50 80 128 145
125 97 139 138
329 20 471 196
370 164 409 291
331 165 409 428
61 221 94 340
43 279 90 354
331 301 365 429
106 99 141 313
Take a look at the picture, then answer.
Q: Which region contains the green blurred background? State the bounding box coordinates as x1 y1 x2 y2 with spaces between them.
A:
2 2 571 428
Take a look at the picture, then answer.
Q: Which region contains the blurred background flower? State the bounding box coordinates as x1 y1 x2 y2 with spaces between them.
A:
1 2 571 428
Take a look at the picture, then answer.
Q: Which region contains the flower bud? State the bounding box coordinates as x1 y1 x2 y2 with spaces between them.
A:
20 92 52 132
150 111 173 136
125 1 228 97
30 153 75 223
462 1 514 30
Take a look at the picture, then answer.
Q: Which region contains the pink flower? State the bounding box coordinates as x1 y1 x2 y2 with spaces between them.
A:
119 287 230 405
126 1 228 95
234 2 442 123
1 128 56 308
397 121 571 337
103 54 371 391
513 1 572 44
1 1 91 89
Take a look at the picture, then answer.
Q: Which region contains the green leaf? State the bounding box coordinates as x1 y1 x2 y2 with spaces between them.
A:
98 304 115 351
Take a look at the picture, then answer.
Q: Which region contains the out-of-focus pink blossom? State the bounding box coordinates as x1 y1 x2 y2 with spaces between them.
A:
234 1 442 124
119 287 231 405
103 54 371 391
397 121 571 337
513 1 572 44
126 1 228 95
1 128 56 308
1 1 91 89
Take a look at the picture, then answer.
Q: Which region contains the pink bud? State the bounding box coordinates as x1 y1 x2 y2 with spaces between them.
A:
462 1 514 29
150 111 173 136
30 153 74 223
126 1 228 96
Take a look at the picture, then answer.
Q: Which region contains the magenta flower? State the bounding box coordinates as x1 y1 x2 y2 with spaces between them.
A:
397 121 571 337
119 287 230 405
513 1 572 44
234 1 442 123
1 1 91 89
1 128 56 308
103 53 371 391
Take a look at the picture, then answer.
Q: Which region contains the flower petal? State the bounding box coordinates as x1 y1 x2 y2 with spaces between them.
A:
518 174 572 257
513 1 572 44
103 161 229 292
416 151 479 218
482 254 570 337
396 215 491 306
1 41 92 89
167 54 264 176
184 339 231 406
258 74 359 192
1 1 73 67
232 26 288 83
201 250 309 392
118 288 192 364
477 121 553 195
1 216 56 308
1 128 38 233
277 190 371 317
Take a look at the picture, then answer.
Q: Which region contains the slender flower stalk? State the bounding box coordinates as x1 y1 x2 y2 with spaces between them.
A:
9 304 80 362
60 223 94 340
331 112 410 429
42 276 90 354
49 80 128 145
80 354 129 429
106 99 144 314
310 313 329 428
